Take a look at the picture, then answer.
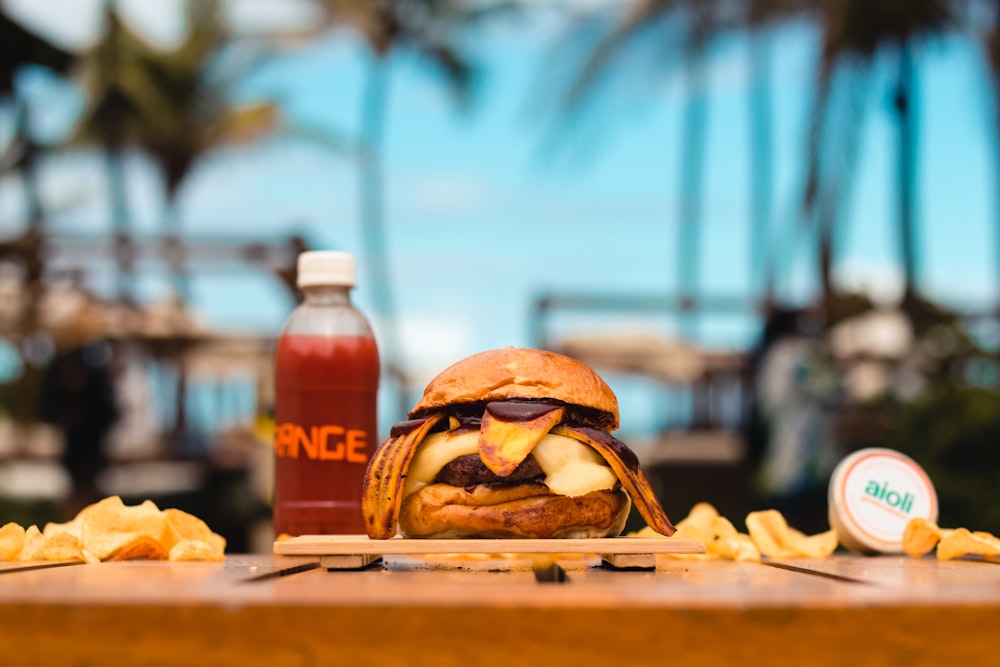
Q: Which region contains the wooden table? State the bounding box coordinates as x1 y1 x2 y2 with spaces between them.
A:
1 554 998 666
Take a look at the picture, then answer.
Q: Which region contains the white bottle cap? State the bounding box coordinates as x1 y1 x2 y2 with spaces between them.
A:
297 251 356 288
828 447 938 553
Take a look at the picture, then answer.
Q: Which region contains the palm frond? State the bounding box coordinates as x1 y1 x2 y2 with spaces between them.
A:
0 6 76 97
69 0 284 201
314 0 485 104
557 0 677 115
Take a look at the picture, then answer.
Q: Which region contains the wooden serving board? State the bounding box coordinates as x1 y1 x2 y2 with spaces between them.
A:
274 535 705 570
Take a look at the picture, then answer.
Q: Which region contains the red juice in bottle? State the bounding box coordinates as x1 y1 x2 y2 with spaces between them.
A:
273 252 380 536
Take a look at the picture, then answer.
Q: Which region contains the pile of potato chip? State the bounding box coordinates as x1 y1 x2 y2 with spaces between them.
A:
0 495 226 564
632 502 839 561
902 517 1000 561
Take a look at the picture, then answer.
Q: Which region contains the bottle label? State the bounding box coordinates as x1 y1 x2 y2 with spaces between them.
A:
272 332 379 535
274 422 369 463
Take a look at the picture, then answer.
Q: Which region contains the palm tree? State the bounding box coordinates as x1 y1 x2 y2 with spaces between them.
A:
1 7 75 291
74 0 278 443
980 5 1000 320
544 0 733 338
802 0 955 323
78 0 278 302
74 1 155 305
0 7 74 424
2 8 74 234
545 1 821 336
309 0 485 411
116 0 278 302
745 1 811 303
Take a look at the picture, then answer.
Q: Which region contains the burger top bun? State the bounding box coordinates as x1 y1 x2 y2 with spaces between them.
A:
410 347 620 429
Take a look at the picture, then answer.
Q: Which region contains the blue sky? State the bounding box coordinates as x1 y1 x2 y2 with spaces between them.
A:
3 0 999 396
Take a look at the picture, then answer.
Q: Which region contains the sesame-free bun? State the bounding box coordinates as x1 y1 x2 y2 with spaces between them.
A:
410 347 620 429
398 482 631 539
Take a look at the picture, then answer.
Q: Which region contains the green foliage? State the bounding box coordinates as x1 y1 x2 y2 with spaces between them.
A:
883 383 1000 535
837 318 1000 534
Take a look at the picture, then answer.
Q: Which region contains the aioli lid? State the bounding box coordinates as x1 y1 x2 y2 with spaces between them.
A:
828 447 938 553
297 251 356 288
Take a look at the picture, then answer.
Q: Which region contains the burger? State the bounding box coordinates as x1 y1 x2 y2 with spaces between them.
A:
362 347 676 539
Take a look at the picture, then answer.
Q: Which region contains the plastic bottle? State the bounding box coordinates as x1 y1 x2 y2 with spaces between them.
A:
273 251 380 536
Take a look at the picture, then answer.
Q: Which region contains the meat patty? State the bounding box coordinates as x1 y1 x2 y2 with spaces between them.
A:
435 454 544 488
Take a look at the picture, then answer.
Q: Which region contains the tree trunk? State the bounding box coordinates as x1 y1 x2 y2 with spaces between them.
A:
160 198 190 450
162 198 189 303
995 82 1000 320
895 41 919 304
168 341 189 452
100 0 133 306
105 145 134 304
11 97 45 425
14 99 43 231
14 98 45 327
817 191 836 319
360 52 405 414
677 46 708 339
803 60 835 319
747 29 774 306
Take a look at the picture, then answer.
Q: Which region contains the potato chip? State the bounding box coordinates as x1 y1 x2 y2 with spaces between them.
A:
163 508 208 541
674 502 719 543
0 522 26 561
706 516 761 562
712 515 739 539
790 529 839 558
901 518 1000 561
163 508 227 557
973 531 1000 550
43 498 102 541
80 496 169 560
169 539 225 561
745 510 795 558
745 510 838 558
634 503 838 560
109 535 169 561
631 503 721 560
1 495 225 563
713 533 761 562
937 527 1000 561
902 517 942 558
43 516 84 541
974 533 1000 564
17 525 46 561
33 532 87 562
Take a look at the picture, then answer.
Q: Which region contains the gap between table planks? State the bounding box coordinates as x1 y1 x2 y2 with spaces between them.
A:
273 534 705 570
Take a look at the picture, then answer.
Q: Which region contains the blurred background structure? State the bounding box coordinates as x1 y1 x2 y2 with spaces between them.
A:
2 0 999 550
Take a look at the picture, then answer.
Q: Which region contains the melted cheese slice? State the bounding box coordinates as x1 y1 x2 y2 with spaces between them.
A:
405 430 480 494
533 436 618 497
403 429 617 498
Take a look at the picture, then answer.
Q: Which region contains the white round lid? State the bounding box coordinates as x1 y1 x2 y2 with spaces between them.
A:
828 447 938 553
297 251 355 288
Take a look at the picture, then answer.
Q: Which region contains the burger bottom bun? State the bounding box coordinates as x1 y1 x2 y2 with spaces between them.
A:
398 482 631 539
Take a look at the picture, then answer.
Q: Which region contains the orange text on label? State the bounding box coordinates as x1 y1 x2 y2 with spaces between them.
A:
275 423 368 463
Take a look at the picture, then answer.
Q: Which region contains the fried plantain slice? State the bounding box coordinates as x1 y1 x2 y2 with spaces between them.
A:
362 413 444 539
553 425 675 536
478 404 565 477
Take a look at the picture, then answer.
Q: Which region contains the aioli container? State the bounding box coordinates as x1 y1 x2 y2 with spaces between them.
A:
828 447 938 553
